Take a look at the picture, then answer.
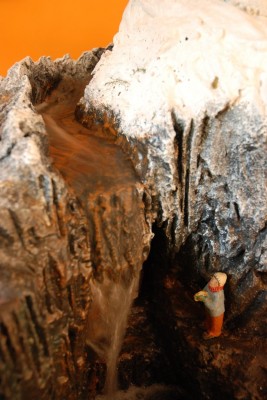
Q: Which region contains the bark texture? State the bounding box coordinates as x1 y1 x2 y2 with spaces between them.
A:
0 52 151 399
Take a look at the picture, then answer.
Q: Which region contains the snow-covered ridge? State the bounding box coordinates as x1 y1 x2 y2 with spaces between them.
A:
84 0 267 139
82 0 267 252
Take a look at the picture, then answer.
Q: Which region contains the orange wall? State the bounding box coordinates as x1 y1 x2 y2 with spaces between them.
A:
0 0 129 76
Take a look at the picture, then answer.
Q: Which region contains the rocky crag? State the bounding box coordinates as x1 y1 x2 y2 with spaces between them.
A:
0 0 266 399
78 0 267 398
0 51 151 399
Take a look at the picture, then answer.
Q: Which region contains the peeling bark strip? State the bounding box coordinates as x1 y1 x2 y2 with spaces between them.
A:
0 52 151 399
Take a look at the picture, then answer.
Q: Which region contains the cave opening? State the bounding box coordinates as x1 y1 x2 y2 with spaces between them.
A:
124 222 201 400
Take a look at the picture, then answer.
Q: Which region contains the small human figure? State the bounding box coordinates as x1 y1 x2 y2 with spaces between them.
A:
194 272 227 339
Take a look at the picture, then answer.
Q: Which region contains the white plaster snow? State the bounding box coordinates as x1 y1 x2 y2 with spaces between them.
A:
85 0 267 138
83 0 267 229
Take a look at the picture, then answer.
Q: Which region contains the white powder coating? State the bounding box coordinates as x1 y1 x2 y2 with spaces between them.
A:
84 0 267 238
85 0 267 138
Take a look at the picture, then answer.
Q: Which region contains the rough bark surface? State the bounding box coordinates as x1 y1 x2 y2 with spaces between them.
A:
0 52 151 399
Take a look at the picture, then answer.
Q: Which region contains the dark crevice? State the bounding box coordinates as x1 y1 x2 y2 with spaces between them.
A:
259 221 267 235
11 312 27 360
51 178 59 207
252 221 267 261
67 284 74 310
68 326 77 358
215 102 230 120
0 322 17 365
68 233 76 255
0 340 5 363
0 226 14 247
136 225 180 387
224 182 229 192
27 226 40 246
137 224 198 398
51 179 64 236
230 246 245 264
171 110 185 185
25 295 49 357
233 201 241 221
43 267 53 314
255 270 267 285
198 114 210 150
47 254 63 310
12 308 45 378
0 143 16 162
19 121 35 139
196 154 201 169
184 178 190 227
30 73 61 105
8 209 25 248
184 119 194 227
206 167 212 178
203 251 210 271
74 274 88 311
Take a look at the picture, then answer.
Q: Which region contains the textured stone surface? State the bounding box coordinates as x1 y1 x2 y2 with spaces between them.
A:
139 226 267 400
1 1 267 399
81 0 267 329
0 51 151 399
79 1 267 398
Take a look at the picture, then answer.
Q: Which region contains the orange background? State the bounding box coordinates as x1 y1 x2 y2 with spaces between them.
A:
0 0 129 76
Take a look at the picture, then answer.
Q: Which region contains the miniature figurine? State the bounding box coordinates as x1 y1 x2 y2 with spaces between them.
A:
194 272 227 339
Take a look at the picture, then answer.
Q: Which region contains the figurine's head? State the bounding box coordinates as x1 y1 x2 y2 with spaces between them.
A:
209 272 227 288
